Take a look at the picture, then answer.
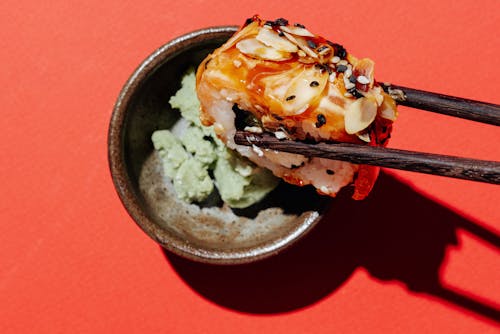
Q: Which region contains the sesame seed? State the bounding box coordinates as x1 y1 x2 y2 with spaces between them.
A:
286 95 296 101
339 60 348 66
327 42 347 58
317 45 329 53
357 75 370 84
307 40 317 49
331 56 340 63
275 18 288 26
310 81 320 87
336 65 347 73
244 126 263 134
315 114 326 128
294 23 306 28
348 87 364 98
344 92 353 98
349 75 357 83
326 169 335 175
274 131 288 140
328 73 336 82
345 82 355 90
278 30 285 37
252 144 264 157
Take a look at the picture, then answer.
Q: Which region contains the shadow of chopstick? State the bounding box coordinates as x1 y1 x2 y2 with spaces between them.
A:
163 172 500 325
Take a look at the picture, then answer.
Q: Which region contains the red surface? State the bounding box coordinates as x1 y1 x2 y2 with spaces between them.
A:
1 1 499 332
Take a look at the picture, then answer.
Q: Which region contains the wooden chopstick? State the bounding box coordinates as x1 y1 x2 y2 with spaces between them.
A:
380 83 500 126
234 131 500 184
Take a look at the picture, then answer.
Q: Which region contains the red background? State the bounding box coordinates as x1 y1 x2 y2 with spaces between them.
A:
1 1 499 332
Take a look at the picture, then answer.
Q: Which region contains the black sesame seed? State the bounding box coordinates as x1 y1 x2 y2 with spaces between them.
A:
286 95 296 101
316 45 329 53
275 18 289 26
278 30 284 37
348 87 364 99
294 23 306 28
326 169 335 175
315 63 329 73
327 41 347 58
244 17 254 26
349 75 357 83
310 81 319 87
307 40 317 49
315 114 326 128
336 64 347 73
264 20 274 26
272 113 283 120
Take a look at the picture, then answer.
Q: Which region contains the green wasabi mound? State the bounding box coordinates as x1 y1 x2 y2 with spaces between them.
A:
151 130 188 178
214 148 278 208
151 68 279 208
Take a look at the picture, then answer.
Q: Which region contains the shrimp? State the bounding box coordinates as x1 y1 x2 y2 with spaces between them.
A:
196 15 397 199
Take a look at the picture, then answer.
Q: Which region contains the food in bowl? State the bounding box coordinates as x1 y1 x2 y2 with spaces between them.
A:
152 69 279 208
196 15 398 199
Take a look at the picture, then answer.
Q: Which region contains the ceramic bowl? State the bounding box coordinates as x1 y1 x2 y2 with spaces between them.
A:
108 26 331 264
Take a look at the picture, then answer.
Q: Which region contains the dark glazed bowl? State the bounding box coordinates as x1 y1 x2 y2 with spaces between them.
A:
108 26 331 264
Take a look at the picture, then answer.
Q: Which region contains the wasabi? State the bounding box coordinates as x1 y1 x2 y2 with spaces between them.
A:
151 69 279 208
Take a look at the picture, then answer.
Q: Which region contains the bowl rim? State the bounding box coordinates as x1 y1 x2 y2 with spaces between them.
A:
107 26 325 264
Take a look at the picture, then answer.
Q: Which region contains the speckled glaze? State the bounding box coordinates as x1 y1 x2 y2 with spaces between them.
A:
108 26 331 264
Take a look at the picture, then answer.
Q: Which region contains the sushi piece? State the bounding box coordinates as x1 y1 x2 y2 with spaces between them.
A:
196 15 398 199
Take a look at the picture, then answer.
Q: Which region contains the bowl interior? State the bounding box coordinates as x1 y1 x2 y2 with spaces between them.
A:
109 26 331 264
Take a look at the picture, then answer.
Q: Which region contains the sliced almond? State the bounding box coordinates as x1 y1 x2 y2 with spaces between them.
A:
256 28 298 52
282 32 318 58
353 58 375 88
218 21 259 53
357 132 371 142
379 95 398 121
280 25 315 37
282 66 328 115
344 97 377 134
236 38 292 61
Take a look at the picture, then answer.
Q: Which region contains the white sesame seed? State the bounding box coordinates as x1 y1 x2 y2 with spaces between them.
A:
344 92 353 98
345 68 352 78
320 186 329 194
252 144 264 157
274 131 288 140
328 72 336 82
244 126 263 134
339 60 348 66
345 82 355 90
331 56 340 63
357 75 370 84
